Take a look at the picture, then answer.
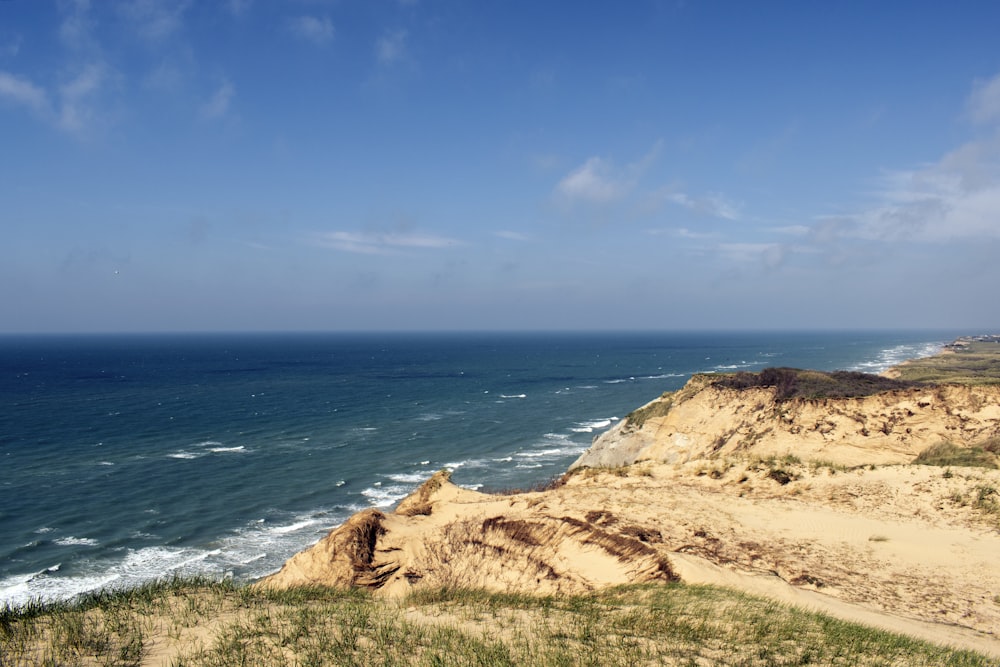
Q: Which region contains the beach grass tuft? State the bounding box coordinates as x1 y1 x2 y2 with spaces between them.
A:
913 442 998 469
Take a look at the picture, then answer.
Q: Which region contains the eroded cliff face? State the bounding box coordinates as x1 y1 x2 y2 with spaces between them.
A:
257 470 676 598
572 378 1000 470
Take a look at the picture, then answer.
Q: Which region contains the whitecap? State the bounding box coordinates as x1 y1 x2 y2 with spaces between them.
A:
386 472 430 484
55 536 99 547
849 342 945 374
98 461 115 466
208 446 246 454
267 519 321 536
443 458 489 470
360 485 409 508
570 417 616 433
499 394 526 399
168 451 202 460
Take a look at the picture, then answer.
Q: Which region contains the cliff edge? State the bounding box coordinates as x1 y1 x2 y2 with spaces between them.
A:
571 372 1000 470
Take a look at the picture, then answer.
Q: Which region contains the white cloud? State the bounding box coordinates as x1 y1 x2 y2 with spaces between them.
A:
118 0 191 44
287 16 334 45
59 0 95 51
200 80 235 119
0 70 50 113
967 73 1000 125
57 63 106 134
553 143 662 212
660 190 741 220
493 230 531 241
843 136 1000 242
376 29 407 65
316 231 463 255
555 157 628 204
810 72 1000 245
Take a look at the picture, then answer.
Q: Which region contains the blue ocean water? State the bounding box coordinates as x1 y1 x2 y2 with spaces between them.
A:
0 331 957 606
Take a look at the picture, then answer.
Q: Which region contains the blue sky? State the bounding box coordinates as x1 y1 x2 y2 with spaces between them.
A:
2 1 999 333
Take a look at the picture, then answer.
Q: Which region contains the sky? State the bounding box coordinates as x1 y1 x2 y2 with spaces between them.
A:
2 1 1000 333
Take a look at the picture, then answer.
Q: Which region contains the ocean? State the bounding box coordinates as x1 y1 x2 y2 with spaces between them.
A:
0 330 957 607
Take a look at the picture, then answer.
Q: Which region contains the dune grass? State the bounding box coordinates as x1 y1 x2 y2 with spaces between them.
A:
913 441 999 469
889 341 1000 385
1 579 994 666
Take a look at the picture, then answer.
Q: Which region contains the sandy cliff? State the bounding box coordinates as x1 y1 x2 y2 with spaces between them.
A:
572 376 1000 469
259 364 1000 656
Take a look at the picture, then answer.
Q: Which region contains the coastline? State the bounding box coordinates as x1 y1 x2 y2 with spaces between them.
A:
4 333 1000 664
255 335 1000 657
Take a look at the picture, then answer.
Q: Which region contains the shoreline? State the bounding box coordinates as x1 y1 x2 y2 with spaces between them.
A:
4 333 1000 663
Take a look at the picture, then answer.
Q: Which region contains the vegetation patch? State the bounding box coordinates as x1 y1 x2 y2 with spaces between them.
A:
714 367 924 401
888 341 1000 385
913 442 998 469
624 392 674 429
2 579 994 666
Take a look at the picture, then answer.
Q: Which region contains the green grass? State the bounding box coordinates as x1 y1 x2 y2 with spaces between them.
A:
624 392 675 429
2 579 995 666
889 341 1000 385
912 442 998 469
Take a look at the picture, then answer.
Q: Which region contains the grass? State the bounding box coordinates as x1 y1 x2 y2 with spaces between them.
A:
888 341 1000 385
2 579 994 666
624 392 675 429
912 441 998 469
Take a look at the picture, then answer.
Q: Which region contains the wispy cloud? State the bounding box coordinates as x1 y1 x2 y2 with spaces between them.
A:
655 188 742 220
118 0 191 45
0 64 111 137
555 157 627 204
227 0 252 17
57 62 107 133
0 70 49 113
967 72 1000 125
553 142 664 212
376 29 407 65
200 79 235 119
59 0 97 51
493 230 531 242
801 71 1000 247
287 15 334 45
315 231 463 255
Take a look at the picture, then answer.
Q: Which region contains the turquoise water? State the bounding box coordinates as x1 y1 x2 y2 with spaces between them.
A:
0 331 956 605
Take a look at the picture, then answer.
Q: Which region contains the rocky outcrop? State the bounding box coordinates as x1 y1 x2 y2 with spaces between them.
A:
572 377 1000 470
